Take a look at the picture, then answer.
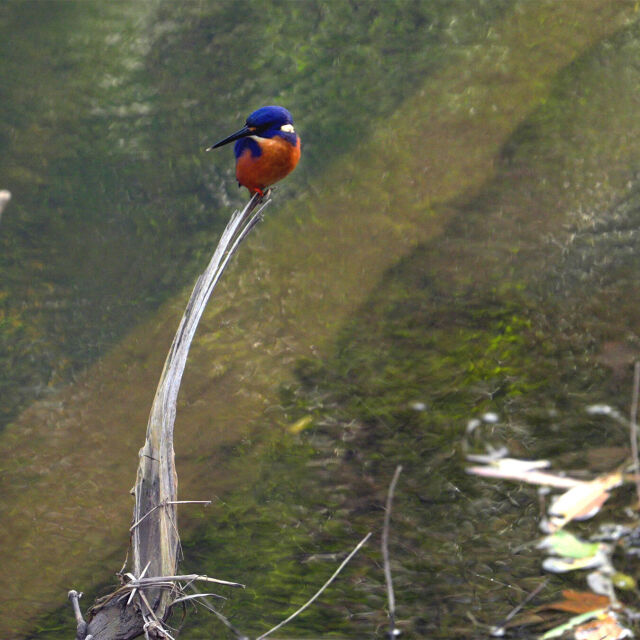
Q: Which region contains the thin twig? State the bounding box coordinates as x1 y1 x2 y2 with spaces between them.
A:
631 361 640 507
489 579 548 637
121 581 181 592
130 504 163 532
256 532 372 640
197 601 248 639
116 570 243 609
180 584 249 639
127 561 151 606
382 465 402 639
131 574 244 588
170 592 225 605
138 589 162 625
130 501 212 532
117 548 129 577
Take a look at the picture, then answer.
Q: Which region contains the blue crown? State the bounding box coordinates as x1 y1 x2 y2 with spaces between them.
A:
246 106 294 128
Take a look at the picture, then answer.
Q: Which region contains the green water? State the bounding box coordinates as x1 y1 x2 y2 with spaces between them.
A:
0 0 507 430
3 1 640 638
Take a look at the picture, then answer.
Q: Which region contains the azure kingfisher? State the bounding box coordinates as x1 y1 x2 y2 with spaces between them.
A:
207 105 300 197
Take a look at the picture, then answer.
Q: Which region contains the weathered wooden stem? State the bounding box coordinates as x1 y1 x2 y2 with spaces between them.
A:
72 193 270 639
68 590 89 640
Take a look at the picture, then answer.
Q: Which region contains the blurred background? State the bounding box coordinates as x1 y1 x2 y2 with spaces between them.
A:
2 1 640 637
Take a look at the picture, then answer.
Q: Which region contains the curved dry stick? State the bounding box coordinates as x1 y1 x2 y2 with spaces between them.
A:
131 193 270 619
256 532 372 640
382 465 402 638
79 193 270 639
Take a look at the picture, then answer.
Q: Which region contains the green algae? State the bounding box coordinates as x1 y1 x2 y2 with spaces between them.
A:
168 10 640 638
0 0 507 436
171 238 634 636
168 282 560 638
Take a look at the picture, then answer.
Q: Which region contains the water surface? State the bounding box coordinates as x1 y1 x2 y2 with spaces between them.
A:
1 1 640 638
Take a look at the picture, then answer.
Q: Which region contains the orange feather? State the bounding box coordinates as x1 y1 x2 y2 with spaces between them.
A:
236 136 301 195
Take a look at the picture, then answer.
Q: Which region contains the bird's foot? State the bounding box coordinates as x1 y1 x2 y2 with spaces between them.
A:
254 187 272 200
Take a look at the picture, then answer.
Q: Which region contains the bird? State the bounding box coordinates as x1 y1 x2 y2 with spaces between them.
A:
207 105 301 197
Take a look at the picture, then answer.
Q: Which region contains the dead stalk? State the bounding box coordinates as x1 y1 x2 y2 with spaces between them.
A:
256 532 372 640
630 361 640 507
382 465 402 638
489 579 548 637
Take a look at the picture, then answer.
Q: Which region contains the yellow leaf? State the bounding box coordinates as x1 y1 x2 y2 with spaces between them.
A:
288 415 313 434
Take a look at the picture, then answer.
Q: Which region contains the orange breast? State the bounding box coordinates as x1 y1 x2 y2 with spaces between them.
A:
236 135 301 193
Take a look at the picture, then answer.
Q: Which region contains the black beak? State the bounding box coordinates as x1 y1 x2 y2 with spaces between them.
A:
206 125 253 151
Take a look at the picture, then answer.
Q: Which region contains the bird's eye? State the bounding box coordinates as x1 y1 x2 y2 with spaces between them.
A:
280 124 295 133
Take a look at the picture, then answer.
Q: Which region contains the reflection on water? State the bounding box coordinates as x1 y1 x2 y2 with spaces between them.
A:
2 1 640 638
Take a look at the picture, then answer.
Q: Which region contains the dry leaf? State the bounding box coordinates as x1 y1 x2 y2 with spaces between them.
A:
466 465 585 489
547 472 622 532
466 455 550 471
574 612 631 640
537 590 610 615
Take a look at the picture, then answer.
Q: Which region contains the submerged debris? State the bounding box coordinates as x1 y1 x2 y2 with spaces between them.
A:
467 403 640 640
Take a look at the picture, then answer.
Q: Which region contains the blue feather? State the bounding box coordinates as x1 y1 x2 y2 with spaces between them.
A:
234 137 262 159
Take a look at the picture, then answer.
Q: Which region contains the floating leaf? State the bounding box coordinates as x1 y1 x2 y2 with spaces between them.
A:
467 461 585 489
466 455 550 471
538 531 600 559
537 590 610 615
542 551 608 573
574 611 632 640
288 415 313 434
547 472 622 531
